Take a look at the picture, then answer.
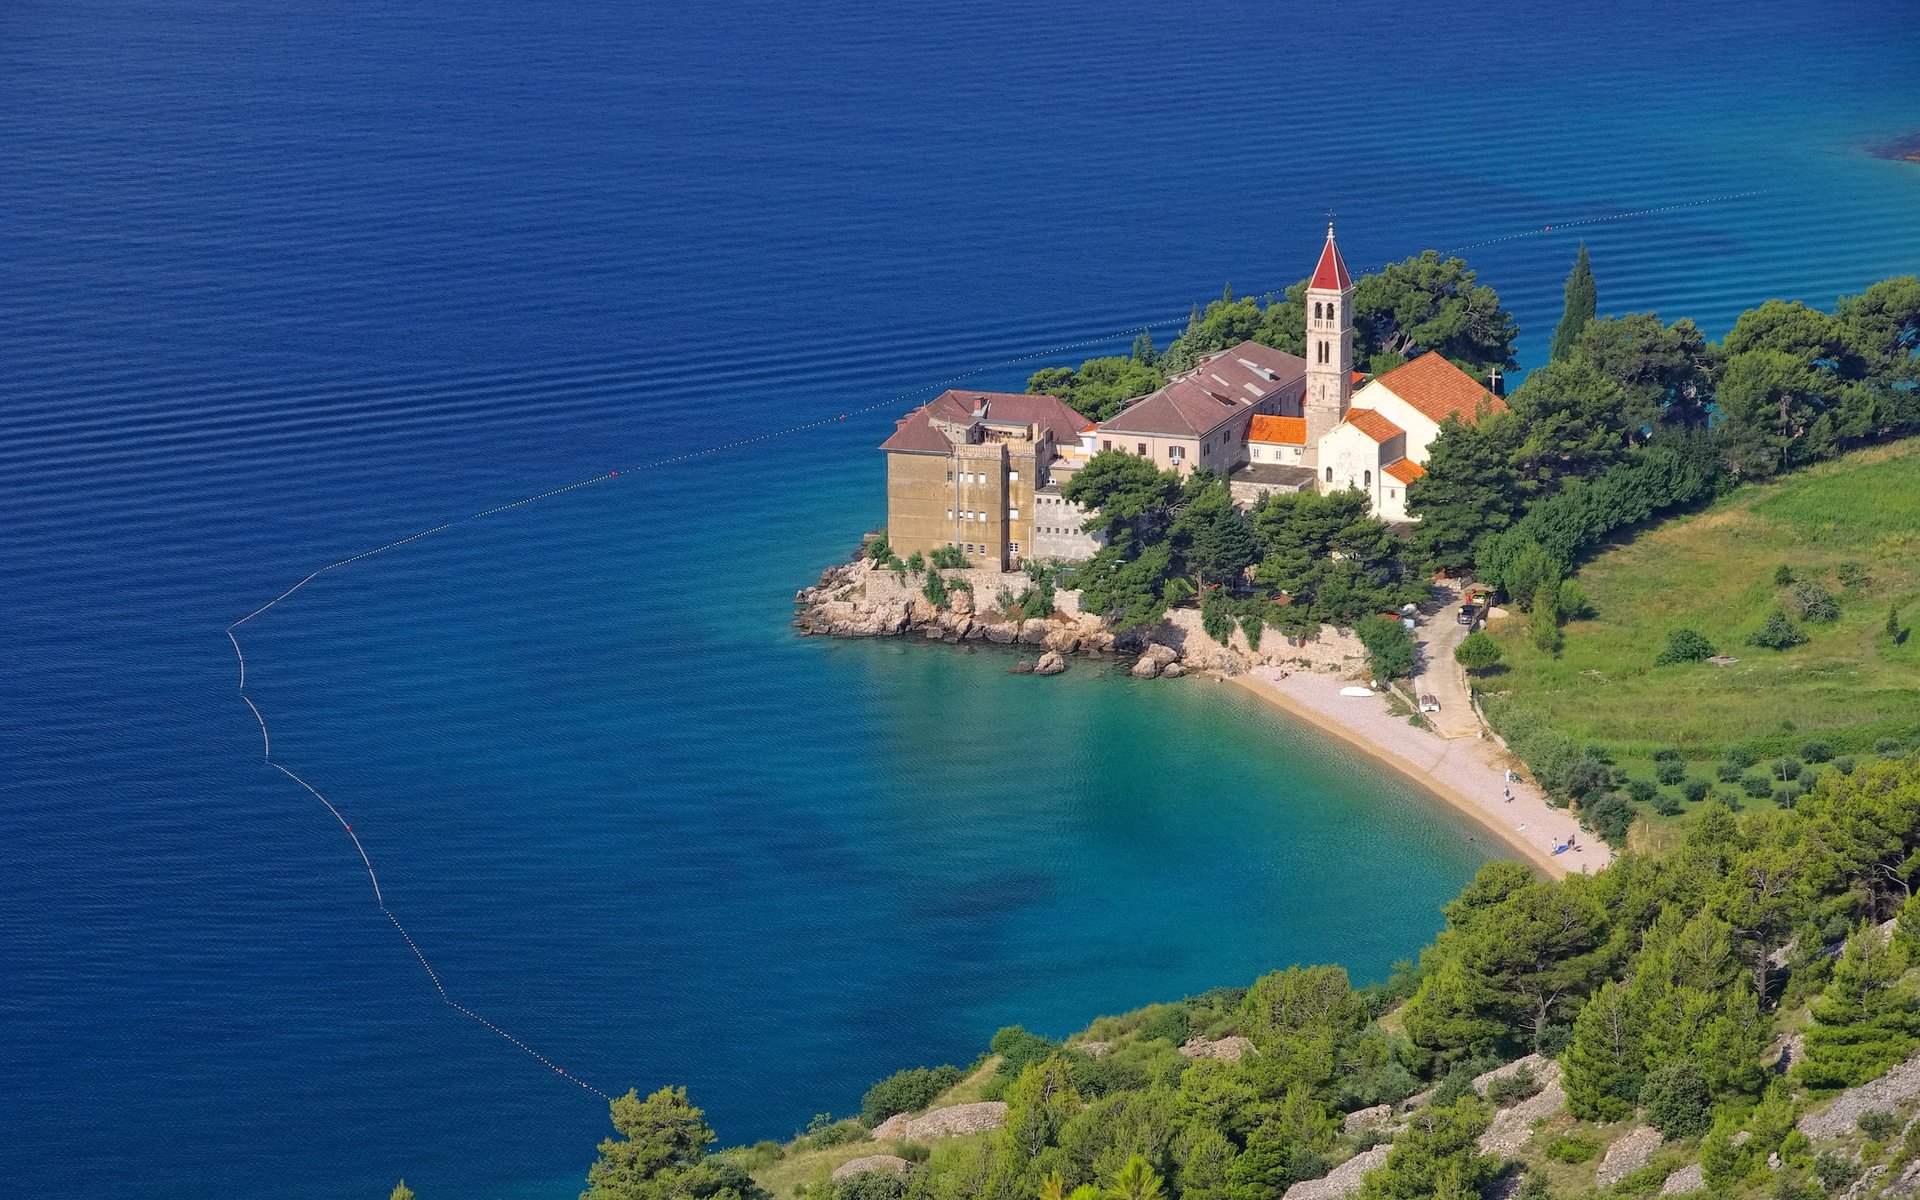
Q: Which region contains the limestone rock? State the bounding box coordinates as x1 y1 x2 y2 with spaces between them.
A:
1475 1074 1566 1157
1595 1125 1663 1190
985 622 1017 644
832 1156 910 1181
1843 1164 1890 1200
1034 651 1066 676
1179 1035 1255 1062
1343 1105 1392 1136
1162 662 1186 678
1079 1040 1111 1058
1132 644 1180 679
1882 1158 1920 1200
1280 1144 1390 1200
1009 661 1035 675
1658 1163 1706 1196
1019 623 1049 645
1798 1051 1920 1139
869 1101 1008 1142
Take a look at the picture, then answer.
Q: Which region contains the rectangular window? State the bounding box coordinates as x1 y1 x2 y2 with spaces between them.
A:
1009 470 1019 482
1102 440 1111 451
946 509 953 520
1008 507 1019 520
1011 542 1019 554
1137 443 1148 457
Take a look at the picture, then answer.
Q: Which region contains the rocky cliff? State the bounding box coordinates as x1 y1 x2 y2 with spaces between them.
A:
794 557 1369 679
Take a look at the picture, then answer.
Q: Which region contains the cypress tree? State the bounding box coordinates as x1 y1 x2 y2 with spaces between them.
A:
1549 243 1597 362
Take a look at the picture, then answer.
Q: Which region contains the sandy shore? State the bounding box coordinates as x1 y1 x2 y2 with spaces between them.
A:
1229 666 1610 878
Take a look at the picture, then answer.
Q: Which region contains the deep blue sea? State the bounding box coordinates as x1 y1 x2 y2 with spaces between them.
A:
2 2 1917 1197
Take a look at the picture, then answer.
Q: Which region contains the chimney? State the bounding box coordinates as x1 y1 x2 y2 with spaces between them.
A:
1487 368 1506 398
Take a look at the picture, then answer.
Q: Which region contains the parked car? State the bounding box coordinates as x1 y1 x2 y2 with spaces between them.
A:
1457 603 1480 625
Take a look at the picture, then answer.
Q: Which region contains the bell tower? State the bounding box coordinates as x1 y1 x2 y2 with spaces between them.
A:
1303 222 1353 477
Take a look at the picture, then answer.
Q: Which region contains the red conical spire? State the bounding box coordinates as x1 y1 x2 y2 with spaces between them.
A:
1309 222 1351 291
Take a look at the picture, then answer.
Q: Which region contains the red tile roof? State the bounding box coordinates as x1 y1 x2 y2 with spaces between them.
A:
1343 408 1404 443
1369 351 1505 424
1248 415 1306 444
879 390 1089 454
1384 457 1426 484
1309 225 1352 291
1098 340 1305 439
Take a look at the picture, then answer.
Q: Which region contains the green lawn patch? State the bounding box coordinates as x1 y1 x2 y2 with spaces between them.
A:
1483 438 1920 845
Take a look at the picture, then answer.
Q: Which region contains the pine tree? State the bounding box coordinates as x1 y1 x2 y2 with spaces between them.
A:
1798 924 1920 1089
1562 981 1642 1119
1549 243 1597 362
390 1183 415 1200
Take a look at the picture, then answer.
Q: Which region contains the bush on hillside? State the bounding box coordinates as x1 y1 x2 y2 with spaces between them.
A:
1726 745 1758 767
1625 779 1658 803
921 572 950 607
1641 1059 1714 1138
1859 1110 1900 1141
1652 793 1683 817
1682 778 1710 802
1742 774 1774 798
1486 1067 1543 1105
1801 740 1834 763
865 533 893 562
1717 762 1744 782
1545 1132 1602 1164
988 1026 1059 1080
1749 608 1809 650
1657 759 1687 785
1838 561 1871 589
1773 757 1804 782
860 1065 964 1126
1774 564 1796 587
1877 738 1906 755
1793 581 1840 623
1651 747 1682 762
1835 756 1857 775
1656 628 1717 665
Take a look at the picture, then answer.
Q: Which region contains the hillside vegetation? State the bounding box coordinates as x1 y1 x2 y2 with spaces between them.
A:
571 757 1920 1200
1482 438 1920 847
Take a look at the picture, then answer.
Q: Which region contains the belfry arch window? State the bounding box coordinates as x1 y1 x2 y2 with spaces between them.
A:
1313 301 1322 319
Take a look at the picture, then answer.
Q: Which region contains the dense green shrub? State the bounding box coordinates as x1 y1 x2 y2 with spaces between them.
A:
865 533 893 562
1742 774 1774 798
1749 608 1809 650
1801 740 1834 763
1838 561 1870 589
921 572 949 607
1641 1059 1713 1138
1652 793 1683 817
1656 759 1687 785
1726 745 1758 768
1773 757 1804 781
1774 564 1796 587
988 1026 1059 1080
860 1065 964 1126
1486 1067 1543 1105
1357 615 1417 679
1651 747 1682 763
1682 778 1710 802
1455 630 1504 674
1656 628 1716 665
1545 1132 1601 1163
1774 786 1802 808
1877 738 1906 755
1625 779 1658 803
1859 1110 1900 1141
929 545 966 569
1835 756 1857 775
1716 761 1745 782
1813 1151 1858 1192
1582 792 1636 845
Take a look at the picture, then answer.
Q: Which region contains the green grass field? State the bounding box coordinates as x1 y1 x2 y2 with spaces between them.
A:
1484 437 1920 848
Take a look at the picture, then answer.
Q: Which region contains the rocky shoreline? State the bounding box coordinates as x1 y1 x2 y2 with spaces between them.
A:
793 555 1370 681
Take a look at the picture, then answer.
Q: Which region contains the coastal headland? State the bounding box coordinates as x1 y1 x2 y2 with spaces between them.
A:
796 554 1608 877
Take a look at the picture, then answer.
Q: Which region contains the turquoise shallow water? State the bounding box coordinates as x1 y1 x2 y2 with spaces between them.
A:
2 1 1918 1197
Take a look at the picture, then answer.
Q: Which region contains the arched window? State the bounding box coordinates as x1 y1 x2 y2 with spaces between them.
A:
1364 469 1372 487
1313 301 1322 320
1324 466 1333 483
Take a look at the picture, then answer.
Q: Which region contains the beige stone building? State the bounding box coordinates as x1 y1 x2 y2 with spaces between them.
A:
879 389 1097 569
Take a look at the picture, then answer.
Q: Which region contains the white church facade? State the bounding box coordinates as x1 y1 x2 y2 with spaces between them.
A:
1229 225 1505 521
